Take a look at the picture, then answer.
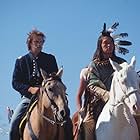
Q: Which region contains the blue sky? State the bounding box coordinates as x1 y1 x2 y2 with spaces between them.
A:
0 0 140 138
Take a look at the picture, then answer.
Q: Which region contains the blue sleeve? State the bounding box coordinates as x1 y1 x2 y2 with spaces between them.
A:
12 58 31 98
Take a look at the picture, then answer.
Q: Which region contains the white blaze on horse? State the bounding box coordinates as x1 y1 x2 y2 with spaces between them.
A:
96 56 140 140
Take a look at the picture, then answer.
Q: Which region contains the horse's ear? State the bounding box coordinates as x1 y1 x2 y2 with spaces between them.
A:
56 66 63 78
109 58 121 71
40 68 49 80
129 56 136 69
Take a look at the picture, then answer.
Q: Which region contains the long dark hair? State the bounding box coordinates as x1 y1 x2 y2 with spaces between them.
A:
92 35 116 61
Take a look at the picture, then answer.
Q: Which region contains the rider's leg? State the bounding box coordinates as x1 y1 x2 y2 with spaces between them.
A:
9 96 30 140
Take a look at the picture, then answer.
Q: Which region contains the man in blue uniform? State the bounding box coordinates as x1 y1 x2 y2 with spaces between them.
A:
9 29 58 140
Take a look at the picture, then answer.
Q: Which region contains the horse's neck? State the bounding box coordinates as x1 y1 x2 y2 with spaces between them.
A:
29 107 53 139
30 105 53 130
109 77 120 105
37 98 54 120
38 93 52 116
108 78 135 126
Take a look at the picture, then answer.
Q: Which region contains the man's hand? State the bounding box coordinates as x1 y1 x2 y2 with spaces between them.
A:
28 87 40 94
89 85 109 102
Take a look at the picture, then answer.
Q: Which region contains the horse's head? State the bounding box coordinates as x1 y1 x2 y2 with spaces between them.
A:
39 67 69 124
109 56 140 115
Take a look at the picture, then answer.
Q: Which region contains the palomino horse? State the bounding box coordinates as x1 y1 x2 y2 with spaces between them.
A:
23 68 72 140
96 56 140 140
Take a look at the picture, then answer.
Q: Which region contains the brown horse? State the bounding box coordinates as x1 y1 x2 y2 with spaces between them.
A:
72 111 79 140
72 110 96 140
23 68 72 140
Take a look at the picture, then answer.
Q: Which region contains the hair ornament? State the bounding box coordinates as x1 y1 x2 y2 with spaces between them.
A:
101 22 132 55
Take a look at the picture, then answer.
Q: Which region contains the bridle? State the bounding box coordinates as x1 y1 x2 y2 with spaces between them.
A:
38 77 67 126
110 76 139 107
108 76 140 125
112 70 140 107
27 77 67 140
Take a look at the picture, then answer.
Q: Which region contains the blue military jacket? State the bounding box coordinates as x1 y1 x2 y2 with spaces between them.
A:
12 51 58 99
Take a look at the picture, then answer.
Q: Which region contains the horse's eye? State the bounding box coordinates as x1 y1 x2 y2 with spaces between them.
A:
48 87 53 92
47 82 51 86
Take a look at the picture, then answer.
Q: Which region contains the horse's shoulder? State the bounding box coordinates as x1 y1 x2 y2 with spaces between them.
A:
96 103 111 124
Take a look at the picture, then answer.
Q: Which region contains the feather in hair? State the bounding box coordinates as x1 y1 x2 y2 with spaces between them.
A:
117 40 132 46
117 47 129 55
113 33 128 39
101 23 106 34
111 22 119 29
107 22 119 33
102 23 110 36
103 23 106 32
